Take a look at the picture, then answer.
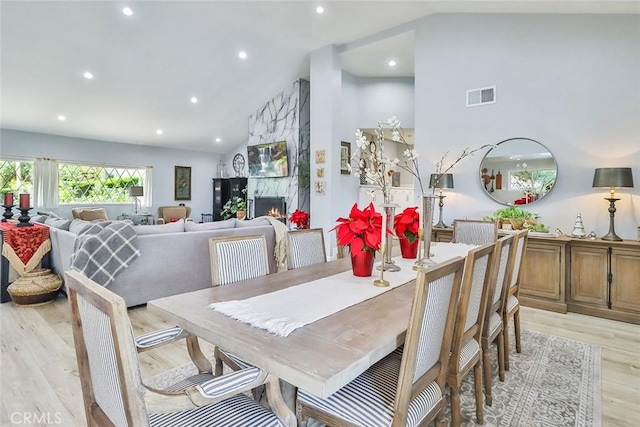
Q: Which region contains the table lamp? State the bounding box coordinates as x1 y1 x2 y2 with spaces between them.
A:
129 186 143 214
429 173 454 228
592 167 634 241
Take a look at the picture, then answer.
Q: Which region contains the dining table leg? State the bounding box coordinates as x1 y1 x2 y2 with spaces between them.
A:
265 377 297 427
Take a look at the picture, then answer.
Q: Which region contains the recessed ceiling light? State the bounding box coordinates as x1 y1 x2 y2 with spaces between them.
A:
83 71 94 79
122 7 133 16
156 129 163 135
57 115 66 121
316 6 324 14
190 96 198 104
215 137 222 143
388 60 397 67
238 51 247 60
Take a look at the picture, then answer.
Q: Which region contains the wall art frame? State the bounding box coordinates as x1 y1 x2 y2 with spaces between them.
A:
174 165 192 200
340 141 351 175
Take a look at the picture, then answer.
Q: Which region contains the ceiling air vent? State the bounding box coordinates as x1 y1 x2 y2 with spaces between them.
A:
466 86 496 107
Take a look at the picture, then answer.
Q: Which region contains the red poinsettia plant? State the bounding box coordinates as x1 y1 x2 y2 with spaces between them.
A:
394 206 420 243
331 202 387 254
289 209 310 229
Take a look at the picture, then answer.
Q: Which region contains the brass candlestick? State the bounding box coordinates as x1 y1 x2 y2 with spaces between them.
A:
373 243 389 287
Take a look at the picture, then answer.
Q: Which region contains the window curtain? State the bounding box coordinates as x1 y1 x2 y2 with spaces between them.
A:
142 166 153 208
33 158 59 208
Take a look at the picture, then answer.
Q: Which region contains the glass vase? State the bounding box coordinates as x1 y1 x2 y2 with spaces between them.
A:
415 195 437 268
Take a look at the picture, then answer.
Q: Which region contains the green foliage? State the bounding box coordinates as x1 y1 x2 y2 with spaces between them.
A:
485 206 536 221
221 188 247 219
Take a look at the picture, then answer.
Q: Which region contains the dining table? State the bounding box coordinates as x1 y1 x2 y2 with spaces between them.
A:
147 242 476 424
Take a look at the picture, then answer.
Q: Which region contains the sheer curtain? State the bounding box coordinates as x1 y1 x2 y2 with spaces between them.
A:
34 158 59 209
142 166 153 209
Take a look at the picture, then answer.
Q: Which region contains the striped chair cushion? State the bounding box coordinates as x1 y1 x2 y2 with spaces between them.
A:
220 350 254 370
297 349 443 427
197 367 262 399
163 373 215 392
214 238 268 286
488 312 502 337
149 394 283 427
459 338 481 371
288 231 325 269
507 294 519 312
493 241 512 305
464 254 489 332
135 326 184 349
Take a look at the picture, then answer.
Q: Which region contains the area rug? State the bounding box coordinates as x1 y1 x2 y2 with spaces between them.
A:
144 329 601 427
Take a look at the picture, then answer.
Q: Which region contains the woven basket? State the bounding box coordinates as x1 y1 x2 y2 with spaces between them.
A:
8 268 63 306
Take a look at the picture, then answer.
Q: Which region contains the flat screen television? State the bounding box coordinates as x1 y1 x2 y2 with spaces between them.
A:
247 141 289 178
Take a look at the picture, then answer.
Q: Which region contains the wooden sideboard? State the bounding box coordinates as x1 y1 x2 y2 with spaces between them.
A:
432 227 640 324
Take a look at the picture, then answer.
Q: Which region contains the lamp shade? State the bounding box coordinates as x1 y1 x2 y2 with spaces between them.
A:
129 186 144 197
592 168 634 188
429 173 454 189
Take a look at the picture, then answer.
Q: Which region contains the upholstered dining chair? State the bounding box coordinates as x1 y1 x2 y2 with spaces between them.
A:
481 234 515 406
452 219 498 245
447 242 497 426
297 257 466 427
209 234 270 376
286 228 326 269
64 270 292 427
503 229 529 370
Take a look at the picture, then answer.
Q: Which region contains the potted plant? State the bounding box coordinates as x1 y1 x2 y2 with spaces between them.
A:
484 206 548 232
331 203 384 277
289 209 310 229
394 207 420 258
221 191 247 220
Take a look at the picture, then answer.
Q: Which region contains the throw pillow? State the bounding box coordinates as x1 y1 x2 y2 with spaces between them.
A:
44 217 72 230
135 218 185 235
78 208 108 221
184 219 236 232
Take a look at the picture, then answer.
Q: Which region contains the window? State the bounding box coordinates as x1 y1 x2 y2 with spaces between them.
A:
509 168 556 195
0 159 33 196
58 163 146 204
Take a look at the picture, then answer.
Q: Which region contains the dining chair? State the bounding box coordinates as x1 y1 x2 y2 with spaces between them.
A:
503 229 529 370
209 234 270 376
481 234 515 406
286 228 326 269
64 270 292 427
297 257 466 427
447 242 497 426
452 219 498 245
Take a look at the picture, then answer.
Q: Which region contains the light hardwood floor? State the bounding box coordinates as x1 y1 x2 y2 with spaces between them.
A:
1 295 639 426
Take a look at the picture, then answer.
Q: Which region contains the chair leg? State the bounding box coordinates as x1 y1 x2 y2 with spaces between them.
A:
482 341 493 406
514 308 522 353
497 332 505 382
435 409 446 427
474 362 484 424
503 320 511 371
450 385 462 427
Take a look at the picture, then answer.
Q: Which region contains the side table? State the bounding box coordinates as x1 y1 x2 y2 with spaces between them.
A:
0 222 52 303
117 213 154 225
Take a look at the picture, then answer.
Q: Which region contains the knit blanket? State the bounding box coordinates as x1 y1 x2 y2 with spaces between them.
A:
256 215 289 271
70 222 140 287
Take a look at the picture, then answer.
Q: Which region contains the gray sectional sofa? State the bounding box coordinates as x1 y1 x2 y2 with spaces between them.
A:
47 217 277 307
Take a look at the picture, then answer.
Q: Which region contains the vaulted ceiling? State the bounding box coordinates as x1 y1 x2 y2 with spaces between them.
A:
1 1 636 153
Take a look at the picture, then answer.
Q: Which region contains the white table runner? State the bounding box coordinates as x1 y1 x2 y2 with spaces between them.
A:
210 242 477 337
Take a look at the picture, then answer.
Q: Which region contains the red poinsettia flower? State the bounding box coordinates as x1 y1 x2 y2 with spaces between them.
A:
330 202 389 254
289 209 310 228
394 206 420 243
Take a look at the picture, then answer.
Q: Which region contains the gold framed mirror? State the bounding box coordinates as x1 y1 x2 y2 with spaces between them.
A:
480 138 557 206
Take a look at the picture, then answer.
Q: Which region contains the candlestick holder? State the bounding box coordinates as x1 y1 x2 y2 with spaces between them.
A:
373 243 389 287
377 203 401 272
16 207 33 227
2 204 14 222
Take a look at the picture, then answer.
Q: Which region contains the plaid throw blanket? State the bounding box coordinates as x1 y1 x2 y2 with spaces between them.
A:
70 222 140 287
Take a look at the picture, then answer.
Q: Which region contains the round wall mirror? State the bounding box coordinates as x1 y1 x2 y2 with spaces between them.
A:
479 138 557 206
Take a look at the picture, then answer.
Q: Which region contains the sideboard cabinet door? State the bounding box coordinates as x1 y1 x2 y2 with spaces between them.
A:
569 244 608 307
610 248 640 314
519 239 567 313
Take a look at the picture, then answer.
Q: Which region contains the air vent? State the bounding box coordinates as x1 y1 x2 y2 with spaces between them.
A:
466 86 496 107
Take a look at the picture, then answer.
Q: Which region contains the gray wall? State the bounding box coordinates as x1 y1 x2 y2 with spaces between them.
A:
414 14 640 238
0 129 219 220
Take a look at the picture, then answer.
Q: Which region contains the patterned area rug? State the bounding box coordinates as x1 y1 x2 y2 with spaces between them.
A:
145 329 601 427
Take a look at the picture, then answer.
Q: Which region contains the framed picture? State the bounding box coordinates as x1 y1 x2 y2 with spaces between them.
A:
315 149 326 164
314 181 326 195
340 141 351 175
174 166 192 200
316 167 324 178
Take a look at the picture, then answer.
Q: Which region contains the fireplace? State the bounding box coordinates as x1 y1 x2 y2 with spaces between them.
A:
254 197 287 223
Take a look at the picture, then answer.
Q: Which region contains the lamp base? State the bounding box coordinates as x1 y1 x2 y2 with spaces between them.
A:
600 197 622 241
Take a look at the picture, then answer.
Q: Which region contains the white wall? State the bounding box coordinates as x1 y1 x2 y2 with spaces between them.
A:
0 129 219 220
414 14 640 238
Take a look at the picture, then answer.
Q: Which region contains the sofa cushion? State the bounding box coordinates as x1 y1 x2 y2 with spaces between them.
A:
44 217 72 230
235 218 271 228
77 208 108 221
135 218 185 235
184 219 236 232
29 214 49 224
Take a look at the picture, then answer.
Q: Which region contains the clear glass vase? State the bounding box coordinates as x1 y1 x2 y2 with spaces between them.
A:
415 195 437 268
377 191 400 272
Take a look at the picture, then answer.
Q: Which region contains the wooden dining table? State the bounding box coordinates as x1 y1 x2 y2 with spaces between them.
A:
147 243 474 423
